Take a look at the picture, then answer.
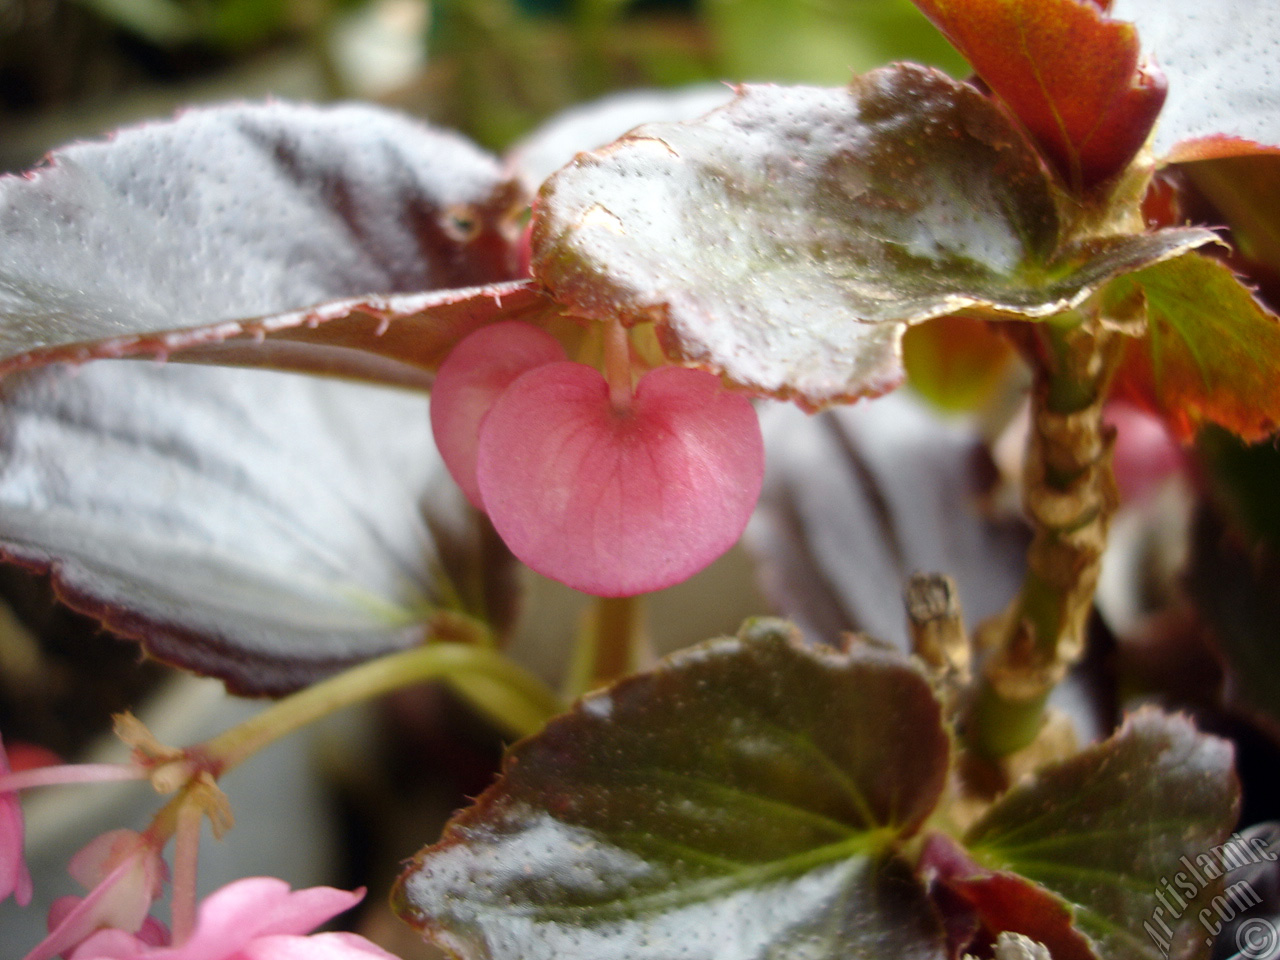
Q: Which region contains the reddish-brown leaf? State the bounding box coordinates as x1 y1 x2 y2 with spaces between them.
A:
911 0 1165 191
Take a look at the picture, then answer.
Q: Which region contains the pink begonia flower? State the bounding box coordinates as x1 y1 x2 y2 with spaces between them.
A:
431 321 765 596
63 877 396 960
430 321 567 509
1 731 34 906
22 829 167 960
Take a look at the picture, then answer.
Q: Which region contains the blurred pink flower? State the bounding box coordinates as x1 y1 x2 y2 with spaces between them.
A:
63 877 397 960
22 829 167 960
1 731 34 906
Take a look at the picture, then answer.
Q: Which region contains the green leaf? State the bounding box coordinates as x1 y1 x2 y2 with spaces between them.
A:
964 709 1240 960
1109 252 1280 441
531 64 1215 409
395 620 951 960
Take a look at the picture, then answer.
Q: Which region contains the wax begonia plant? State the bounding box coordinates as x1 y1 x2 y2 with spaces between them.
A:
1 0 1279 957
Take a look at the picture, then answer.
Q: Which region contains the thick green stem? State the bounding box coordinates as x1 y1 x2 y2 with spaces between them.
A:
564 594 648 699
971 316 1122 757
200 642 562 775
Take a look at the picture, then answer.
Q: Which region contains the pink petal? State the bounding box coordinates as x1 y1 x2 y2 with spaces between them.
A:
67 927 153 959
430 321 566 508
238 933 401 960
147 879 364 960
24 847 165 960
0 733 33 907
476 363 764 596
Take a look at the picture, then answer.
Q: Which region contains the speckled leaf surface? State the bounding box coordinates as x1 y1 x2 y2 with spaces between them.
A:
532 64 1214 409
0 101 531 381
395 622 950 960
964 710 1240 960
1109 252 1280 442
0 361 515 696
1109 0 1280 161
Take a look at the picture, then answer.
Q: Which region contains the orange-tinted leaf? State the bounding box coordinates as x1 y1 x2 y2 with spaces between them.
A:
902 315 1016 411
1109 253 1280 442
911 0 1165 191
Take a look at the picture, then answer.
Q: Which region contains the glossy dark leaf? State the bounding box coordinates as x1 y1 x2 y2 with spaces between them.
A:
745 392 1028 651
0 361 514 696
395 621 950 960
0 101 531 381
910 0 1166 191
532 64 1214 408
964 709 1240 960
1109 0 1280 161
1108 252 1280 442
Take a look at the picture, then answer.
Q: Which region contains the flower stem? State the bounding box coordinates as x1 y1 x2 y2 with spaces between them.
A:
970 314 1122 758
200 643 562 775
564 594 649 698
0 763 147 794
604 319 634 412
169 799 203 944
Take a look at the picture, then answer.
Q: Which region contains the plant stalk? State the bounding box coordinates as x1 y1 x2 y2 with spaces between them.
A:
971 314 1122 757
200 642 562 776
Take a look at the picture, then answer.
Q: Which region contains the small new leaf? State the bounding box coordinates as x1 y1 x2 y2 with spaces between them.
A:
395 622 951 960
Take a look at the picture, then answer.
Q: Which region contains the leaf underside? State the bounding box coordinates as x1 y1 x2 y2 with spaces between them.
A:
0 101 532 383
0 362 514 696
532 64 1213 409
745 392 1028 650
964 709 1240 960
395 622 951 960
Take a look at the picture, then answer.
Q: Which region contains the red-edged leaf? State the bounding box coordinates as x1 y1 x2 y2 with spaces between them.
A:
533 64 1212 410
395 622 950 960
0 362 515 695
0 101 534 382
923 834 1098 960
1109 252 1280 442
1109 0 1280 162
910 0 1165 191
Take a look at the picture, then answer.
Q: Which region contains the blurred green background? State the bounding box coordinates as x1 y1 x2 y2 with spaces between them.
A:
0 0 966 169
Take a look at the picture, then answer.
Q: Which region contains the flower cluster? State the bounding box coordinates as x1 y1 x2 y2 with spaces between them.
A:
2 734 397 960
